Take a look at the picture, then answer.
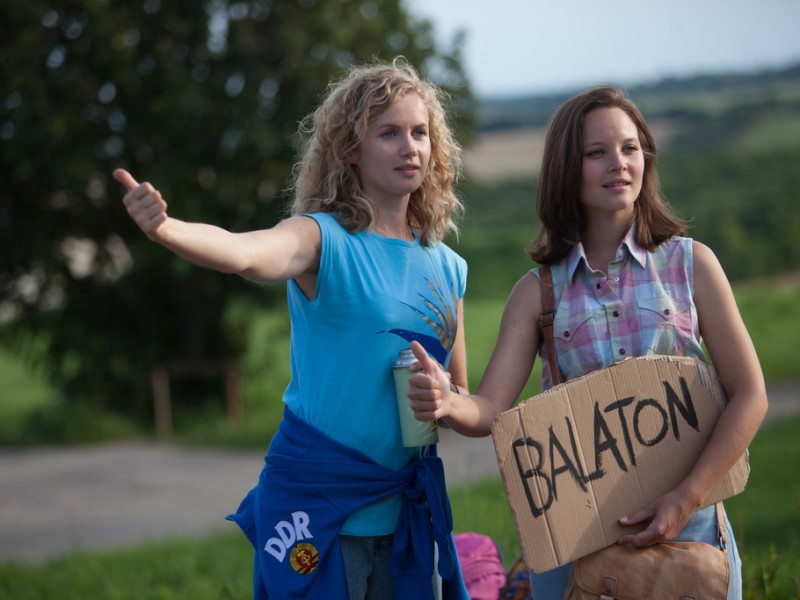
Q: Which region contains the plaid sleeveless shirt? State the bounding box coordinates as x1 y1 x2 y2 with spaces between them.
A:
535 225 706 390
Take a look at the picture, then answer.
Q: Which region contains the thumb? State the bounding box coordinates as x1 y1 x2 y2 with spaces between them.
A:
113 168 140 191
410 341 439 374
619 505 655 527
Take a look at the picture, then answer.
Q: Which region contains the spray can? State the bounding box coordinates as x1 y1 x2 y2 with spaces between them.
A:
392 348 439 447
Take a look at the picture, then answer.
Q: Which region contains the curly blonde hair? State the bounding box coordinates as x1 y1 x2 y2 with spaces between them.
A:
288 58 463 246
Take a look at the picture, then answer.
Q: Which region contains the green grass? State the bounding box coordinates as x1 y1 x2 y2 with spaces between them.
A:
0 533 254 600
0 348 53 421
726 415 800 599
0 347 138 444
732 275 800 382
463 297 542 400
1 414 797 599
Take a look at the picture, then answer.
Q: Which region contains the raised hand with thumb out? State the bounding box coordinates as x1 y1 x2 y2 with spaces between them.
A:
113 168 169 240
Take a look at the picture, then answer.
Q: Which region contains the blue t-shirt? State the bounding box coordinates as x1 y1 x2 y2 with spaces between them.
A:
282 212 467 535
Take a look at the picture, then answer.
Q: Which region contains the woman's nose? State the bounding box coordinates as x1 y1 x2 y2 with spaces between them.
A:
609 151 627 172
400 134 418 156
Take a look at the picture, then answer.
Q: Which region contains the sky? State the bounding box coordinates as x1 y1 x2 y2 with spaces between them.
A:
404 0 800 99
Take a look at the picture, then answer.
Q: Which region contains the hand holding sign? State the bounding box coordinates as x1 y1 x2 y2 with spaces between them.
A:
113 168 169 241
407 341 455 423
618 486 697 548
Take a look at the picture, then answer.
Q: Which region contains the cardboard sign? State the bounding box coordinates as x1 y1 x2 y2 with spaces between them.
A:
491 355 750 573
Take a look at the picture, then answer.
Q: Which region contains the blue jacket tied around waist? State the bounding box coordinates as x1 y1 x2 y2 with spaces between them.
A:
227 408 469 599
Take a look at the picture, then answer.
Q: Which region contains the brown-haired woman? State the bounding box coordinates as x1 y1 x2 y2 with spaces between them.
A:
409 86 767 599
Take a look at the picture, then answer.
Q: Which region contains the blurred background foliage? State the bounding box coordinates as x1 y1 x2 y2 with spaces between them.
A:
0 0 473 430
1 0 799 441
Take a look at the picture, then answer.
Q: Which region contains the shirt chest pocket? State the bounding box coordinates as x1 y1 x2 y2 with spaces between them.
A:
637 295 691 323
552 311 598 348
637 295 694 354
549 309 604 380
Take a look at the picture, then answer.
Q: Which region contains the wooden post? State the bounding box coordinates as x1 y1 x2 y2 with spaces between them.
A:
151 366 172 438
150 361 243 435
225 366 243 424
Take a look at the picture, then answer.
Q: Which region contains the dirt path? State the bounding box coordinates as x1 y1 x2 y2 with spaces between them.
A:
0 383 796 564
0 427 498 564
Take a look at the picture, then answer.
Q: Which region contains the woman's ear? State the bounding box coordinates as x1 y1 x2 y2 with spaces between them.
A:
345 138 362 164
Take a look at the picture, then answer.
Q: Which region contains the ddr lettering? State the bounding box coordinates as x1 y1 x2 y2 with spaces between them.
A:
264 511 313 562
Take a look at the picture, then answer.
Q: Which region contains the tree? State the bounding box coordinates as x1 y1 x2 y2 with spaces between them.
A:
0 0 473 422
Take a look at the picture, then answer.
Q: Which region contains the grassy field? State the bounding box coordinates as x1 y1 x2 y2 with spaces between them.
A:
0 413 797 599
0 275 798 599
0 282 797 598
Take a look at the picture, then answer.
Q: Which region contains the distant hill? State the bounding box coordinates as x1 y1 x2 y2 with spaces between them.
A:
456 63 800 296
475 62 800 132
464 62 800 181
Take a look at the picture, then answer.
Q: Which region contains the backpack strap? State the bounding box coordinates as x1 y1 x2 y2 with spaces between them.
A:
538 265 562 385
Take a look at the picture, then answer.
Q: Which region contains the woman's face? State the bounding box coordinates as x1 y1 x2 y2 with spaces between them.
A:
579 107 644 219
352 92 431 208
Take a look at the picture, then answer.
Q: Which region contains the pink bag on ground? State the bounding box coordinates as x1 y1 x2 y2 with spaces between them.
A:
454 532 507 600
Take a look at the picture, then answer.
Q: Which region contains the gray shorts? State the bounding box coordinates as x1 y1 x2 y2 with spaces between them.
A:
340 534 442 600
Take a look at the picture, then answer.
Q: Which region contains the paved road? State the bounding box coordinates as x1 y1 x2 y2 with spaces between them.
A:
0 383 796 564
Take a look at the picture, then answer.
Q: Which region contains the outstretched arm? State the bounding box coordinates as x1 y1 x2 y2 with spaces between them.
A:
114 168 320 283
407 271 542 437
618 241 768 546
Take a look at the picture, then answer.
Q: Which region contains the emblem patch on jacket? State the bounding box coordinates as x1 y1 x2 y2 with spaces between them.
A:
290 542 319 574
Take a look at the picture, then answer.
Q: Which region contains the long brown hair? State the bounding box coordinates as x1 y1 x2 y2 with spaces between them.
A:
527 86 686 264
288 58 463 247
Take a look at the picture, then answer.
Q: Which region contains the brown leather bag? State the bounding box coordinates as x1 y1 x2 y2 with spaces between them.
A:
538 265 731 600
562 505 730 599
563 542 729 599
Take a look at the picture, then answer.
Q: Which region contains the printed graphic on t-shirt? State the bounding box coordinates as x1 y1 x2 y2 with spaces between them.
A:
384 276 459 364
